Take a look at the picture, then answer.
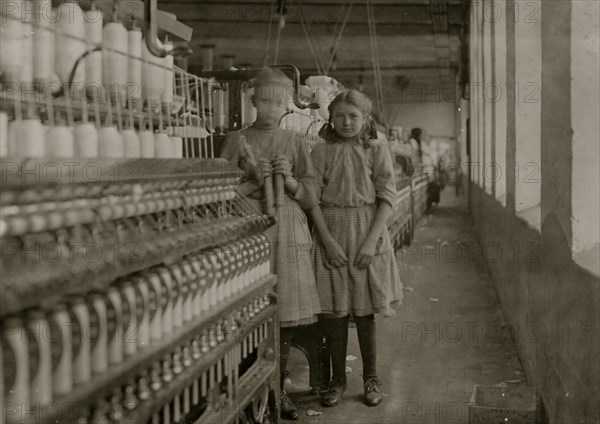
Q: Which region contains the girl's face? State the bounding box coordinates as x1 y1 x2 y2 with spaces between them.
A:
253 84 288 124
332 102 367 139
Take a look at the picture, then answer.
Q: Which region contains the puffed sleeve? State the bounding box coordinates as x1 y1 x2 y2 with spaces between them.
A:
221 131 257 182
372 141 398 207
291 134 320 209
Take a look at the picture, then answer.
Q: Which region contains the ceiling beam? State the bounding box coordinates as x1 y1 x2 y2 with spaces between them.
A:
159 3 465 26
185 22 462 38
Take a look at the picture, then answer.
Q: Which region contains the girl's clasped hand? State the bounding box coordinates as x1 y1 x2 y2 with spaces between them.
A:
272 155 293 178
251 156 293 181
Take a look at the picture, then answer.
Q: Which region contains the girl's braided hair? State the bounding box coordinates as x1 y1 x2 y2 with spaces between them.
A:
318 90 378 148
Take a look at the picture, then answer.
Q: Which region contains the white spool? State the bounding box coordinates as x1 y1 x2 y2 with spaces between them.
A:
0 0 24 84
47 124 75 158
33 0 55 85
74 122 98 158
121 129 141 158
85 4 103 96
161 41 174 105
171 136 183 158
98 126 124 158
27 311 53 405
127 26 143 104
17 119 45 157
154 132 173 158
142 39 164 108
103 21 128 104
0 112 8 157
55 1 87 89
3 318 29 424
139 130 155 158
20 2 34 88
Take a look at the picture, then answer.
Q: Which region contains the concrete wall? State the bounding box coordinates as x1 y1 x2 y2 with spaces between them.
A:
470 185 600 423
468 0 600 422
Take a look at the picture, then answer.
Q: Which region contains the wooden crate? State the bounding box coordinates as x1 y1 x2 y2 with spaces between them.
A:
468 385 539 424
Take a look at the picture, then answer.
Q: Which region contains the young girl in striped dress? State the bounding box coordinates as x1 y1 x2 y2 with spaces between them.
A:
310 90 403 408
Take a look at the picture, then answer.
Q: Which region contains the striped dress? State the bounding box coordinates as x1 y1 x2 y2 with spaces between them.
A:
221 126 322 327
311 139 403 317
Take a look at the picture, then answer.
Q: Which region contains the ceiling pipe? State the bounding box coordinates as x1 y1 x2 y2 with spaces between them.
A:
270 64 320 110
144 0 193 58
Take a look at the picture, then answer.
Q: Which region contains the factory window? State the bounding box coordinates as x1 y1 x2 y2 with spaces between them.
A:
483 2 493 196
493 0 508 206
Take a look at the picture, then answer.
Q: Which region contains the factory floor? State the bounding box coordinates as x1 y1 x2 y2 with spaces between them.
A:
284 188 527 424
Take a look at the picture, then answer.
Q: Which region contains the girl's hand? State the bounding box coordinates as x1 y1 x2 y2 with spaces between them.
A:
322 238 348 268
239 158 259 181
256 158 273 184
272 156 293 178
355 237 377 269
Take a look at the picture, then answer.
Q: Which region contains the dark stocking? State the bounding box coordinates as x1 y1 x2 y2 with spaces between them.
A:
354 314 377 382
321 316 349 383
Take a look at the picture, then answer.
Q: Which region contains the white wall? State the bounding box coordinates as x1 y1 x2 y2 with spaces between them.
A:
514 0 542 222
571 0 600 253
493 0 507 204
385 102 456 137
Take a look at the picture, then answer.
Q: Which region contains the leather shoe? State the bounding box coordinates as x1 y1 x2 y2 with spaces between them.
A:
322 379 346 407
280 389 299 420
363 378 383 406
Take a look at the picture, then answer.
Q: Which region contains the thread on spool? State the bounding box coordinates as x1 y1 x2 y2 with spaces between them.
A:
47 114 75 158
75 123 98 158
122 128 141 158
21 0 35 88
33 0 55 84
142 38 164 111
98 126 124 158
17 119 45 158
55 1 86 94
0 0 24 84
127 24 143 108
85 3 103 99
103 20 128 106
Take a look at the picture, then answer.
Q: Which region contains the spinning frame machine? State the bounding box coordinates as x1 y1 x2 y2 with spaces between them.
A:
0 2 285 424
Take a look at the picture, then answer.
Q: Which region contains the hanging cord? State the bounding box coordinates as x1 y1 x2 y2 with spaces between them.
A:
373 3 384 117
297 2 324 73
328 2 347 51
367 0 384 117
264 1 276 66
367 0 382 112
369 1 383 95
273 1 286 64
325 1 354 75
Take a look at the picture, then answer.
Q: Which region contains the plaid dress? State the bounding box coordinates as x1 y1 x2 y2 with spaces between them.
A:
221 127 322 327
311 140 403 316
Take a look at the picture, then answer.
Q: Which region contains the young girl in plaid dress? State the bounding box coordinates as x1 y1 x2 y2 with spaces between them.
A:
310 90 403 408
220 68 321 420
